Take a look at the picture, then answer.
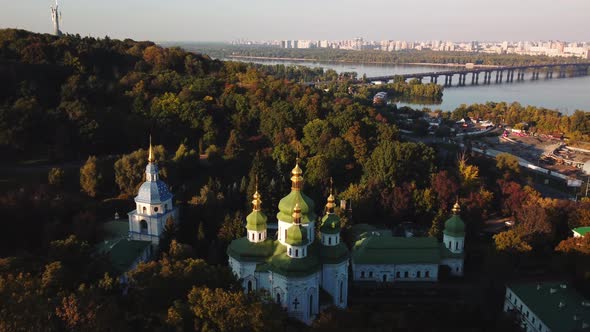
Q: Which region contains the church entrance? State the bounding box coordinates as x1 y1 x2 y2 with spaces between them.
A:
140 220 148 234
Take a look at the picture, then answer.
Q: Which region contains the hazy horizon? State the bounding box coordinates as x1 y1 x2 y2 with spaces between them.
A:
1 0 589 42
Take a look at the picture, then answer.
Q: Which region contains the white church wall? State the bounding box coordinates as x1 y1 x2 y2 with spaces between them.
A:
441 258 464 276
322 261 348 308
352 263 439 282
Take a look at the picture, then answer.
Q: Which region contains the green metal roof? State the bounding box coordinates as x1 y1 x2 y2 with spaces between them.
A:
443 215 465 237
573 226 590 237
246 210 267 231
320 213 341 234
277 190 317 224
102 220 129 239
226 238 276 262
105 239 152 273
352 236 441 265
507 282 590 332
267 242 322 277
319 242 349 264
285 224 308 246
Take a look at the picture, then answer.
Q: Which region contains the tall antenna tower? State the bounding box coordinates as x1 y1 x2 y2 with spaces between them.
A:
50 0 63 36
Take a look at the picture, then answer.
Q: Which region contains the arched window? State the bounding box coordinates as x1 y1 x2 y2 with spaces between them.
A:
426 271 430 278
448 241 452 248
284 229 287 242
417 271 421 278
251 233 254 241
276 292 281 304
140 220 148 234
295 249 299 257
258 233 261 240
404 271 409 278
361 271 365 278
142 206 147 213
455 242 459 250
369 271 373 278
328 237 332 245
289 248 292 255
247 280 252 292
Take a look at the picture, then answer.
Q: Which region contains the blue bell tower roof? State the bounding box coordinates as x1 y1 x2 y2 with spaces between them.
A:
134 162 172 204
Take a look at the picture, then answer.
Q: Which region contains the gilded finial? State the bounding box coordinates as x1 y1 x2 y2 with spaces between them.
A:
252 175 261 211
326 178 336 213
148 135 154 163
290 158 304 190
329 177 334 195
452 198 461 215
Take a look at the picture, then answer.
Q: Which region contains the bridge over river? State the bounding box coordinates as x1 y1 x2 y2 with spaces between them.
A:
307 62 590 87
367 62 590 86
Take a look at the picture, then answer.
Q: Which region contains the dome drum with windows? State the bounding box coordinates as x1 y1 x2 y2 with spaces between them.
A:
443 201 465 237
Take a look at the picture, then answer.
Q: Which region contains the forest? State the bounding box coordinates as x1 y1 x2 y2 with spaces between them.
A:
185 43 588 66
1 29 590 331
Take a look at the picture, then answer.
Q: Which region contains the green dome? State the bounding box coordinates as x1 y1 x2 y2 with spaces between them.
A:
277 191 317 223
320 213 340 234
443 215 465 237
246 210 267 231
285 224 309 246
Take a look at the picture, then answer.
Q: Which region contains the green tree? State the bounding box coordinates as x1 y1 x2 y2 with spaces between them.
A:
218 213 244 243
224 130 243 160
496 153 520 178
114 145 166 196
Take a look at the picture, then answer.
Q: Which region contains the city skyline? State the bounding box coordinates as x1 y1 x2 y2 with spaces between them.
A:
1 0 590 42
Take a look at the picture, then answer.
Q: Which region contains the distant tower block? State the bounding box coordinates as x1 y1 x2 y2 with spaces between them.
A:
50 0 63 36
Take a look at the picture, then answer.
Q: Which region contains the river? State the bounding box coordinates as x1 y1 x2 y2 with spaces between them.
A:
227 58 590 114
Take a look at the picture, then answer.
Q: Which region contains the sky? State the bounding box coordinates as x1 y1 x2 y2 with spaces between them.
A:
1 0 589 42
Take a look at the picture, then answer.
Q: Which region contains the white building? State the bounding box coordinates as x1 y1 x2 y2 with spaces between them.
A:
99 138 178 280
504 282 590 332
351 202 465 282
128 139 179 244
227 162 348 325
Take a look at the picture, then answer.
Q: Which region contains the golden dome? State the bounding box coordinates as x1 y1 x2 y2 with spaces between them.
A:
326 193 336 212
452 200 461 215
292 202 302 224
290 159 304 191
252 190 262 211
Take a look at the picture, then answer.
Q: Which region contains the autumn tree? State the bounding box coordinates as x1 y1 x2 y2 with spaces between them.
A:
48 167 65 186
555 235 590 255
80 156 100 197
431 170 459 211
187 287 285 332
493 230 532 253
